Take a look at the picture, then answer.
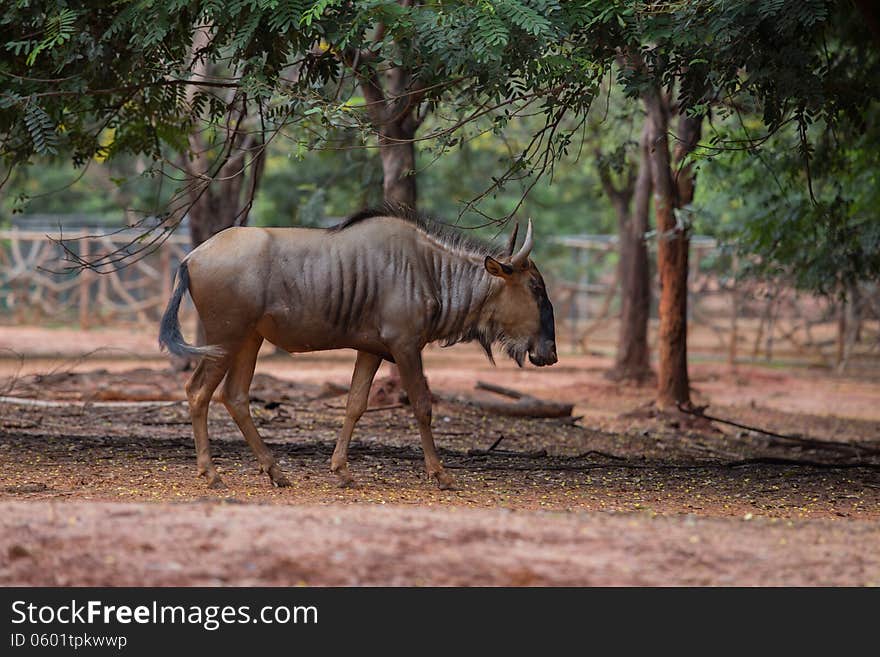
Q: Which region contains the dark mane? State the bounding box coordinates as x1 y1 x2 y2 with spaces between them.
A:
331 206 394 230
330 203 506 258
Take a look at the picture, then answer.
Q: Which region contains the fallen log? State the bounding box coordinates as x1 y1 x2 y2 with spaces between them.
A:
467 381 574 418
475 382 527 399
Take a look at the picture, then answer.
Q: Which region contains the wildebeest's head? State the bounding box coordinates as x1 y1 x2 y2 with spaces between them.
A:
483 220 557 367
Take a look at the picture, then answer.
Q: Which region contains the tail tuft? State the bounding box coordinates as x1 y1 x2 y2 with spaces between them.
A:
158 262 225 359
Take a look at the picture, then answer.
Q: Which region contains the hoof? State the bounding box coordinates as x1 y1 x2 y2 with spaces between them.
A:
199 467 226 490
206 476 227 490
331 460 356 488
268 466 291 488
432 470 456 491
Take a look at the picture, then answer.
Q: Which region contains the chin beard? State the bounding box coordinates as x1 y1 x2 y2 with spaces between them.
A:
503 338 529 368
490 328 529 368
448 324 528 368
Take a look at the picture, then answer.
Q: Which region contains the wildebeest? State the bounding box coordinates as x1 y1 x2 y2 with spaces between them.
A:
159 207 557 490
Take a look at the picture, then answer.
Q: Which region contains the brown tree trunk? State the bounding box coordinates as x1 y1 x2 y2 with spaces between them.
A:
379 124 417 208
359 65 422 210
610 120 653 382
673 112 702 212
643 88 701 409
838 282 862 373
339 3 425 209
186 133 265 248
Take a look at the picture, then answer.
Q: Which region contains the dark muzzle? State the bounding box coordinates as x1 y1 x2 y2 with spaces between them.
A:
528 341 557 367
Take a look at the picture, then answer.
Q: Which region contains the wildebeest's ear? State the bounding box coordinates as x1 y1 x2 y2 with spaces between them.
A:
485 256 514 278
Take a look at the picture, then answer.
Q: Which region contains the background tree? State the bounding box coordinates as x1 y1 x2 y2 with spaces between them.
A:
606 1 879 409
636 81 701 408
592 105 653 383
181 29 266 249
336 2 427 208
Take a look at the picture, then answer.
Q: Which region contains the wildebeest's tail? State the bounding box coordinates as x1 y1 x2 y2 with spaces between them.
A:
158 261 225 359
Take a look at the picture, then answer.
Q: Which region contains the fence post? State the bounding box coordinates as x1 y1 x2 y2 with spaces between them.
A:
728 257 738 368
569 248 581 350
764 287 777 361
78 238 90 330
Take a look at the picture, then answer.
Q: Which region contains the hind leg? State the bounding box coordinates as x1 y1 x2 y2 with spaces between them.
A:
220 333 291 487
331 350 382 486
185 355 231 489
391 346 455 490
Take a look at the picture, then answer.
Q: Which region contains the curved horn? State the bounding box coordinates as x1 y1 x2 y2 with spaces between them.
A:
506 221 520 256
509 218 533 267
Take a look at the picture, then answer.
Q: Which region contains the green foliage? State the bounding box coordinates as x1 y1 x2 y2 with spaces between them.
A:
8 6 78 66
0 1 585 169
587 1 880 294
1 0 878 294
695 105 880 294
23 103 57 155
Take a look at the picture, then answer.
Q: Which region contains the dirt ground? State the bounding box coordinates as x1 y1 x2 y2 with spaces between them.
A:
0 326 879 586
4 501 878 586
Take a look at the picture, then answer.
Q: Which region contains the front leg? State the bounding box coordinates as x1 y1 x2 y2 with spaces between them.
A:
390 346 455 490
331 350 382 486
